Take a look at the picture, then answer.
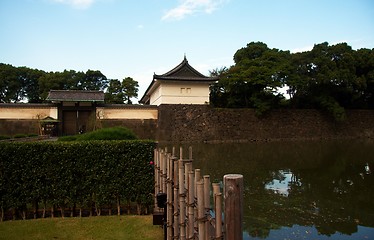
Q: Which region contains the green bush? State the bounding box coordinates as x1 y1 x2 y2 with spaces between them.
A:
57 135 78 141
13 134 27 139
0 140 155 220
27 133 38 137
0 135 11 140
58 127 137 141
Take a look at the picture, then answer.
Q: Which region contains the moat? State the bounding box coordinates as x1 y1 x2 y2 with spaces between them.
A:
171 139 374 239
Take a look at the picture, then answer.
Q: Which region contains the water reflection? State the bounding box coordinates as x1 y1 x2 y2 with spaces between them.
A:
162 139 374 239
265 170 301 196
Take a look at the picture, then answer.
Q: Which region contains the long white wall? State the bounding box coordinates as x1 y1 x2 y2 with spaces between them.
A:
96 106 158 119
0 104 58 119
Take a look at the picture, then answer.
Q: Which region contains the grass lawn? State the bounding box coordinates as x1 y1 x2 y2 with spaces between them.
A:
0 215 163 240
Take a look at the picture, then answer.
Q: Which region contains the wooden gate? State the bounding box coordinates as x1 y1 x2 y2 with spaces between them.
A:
63 110 92 135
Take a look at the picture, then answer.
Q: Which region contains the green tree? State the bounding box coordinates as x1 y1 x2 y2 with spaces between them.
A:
82 70 108 91
122 77 139 104
353 48 374 108
210 42 287 115
287 42 362 120
105 77 138 104
0 64 19 103
18 67 45 103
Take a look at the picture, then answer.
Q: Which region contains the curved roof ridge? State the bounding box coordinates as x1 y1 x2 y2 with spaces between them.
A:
154 56 209 79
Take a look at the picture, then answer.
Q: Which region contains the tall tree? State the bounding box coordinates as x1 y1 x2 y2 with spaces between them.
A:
210 42 288 115
287 42 361 120
354 48 374 108
121 77 138 104
105 79 124 104
105 77 138 104
82 70 108 91
0 64 19 103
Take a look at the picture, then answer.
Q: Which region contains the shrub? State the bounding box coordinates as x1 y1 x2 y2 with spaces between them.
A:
0 135 11 140
57 135 78 141
13 134 27 139
77 127 137 141
0 140 156 220
58 127 137 141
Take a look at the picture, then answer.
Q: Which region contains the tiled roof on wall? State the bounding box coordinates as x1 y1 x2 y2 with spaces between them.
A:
46 90 105 102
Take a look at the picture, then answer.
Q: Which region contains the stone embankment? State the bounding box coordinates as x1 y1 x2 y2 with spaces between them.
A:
157 104 374 143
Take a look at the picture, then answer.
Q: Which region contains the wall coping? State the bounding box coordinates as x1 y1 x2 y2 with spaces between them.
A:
0 103 56 109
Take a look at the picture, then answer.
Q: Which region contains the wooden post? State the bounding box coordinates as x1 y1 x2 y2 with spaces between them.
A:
212 183 220 207
196 180 205 240
173 157 179 239
215 193 223 239
179 160 186 240
224 174 243 240
203 175 210 240
194 169 201 230
184 162 192 238
162 150 167 193
154 149 159 210
159 150 164 193
166 154 173 240
187 170 195 239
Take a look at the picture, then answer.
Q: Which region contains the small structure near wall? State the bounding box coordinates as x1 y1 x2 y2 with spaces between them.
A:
139 56 218 105
46 90 104 135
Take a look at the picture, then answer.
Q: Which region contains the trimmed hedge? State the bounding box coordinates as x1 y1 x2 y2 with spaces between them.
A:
58 127 138 141
0 140 155 220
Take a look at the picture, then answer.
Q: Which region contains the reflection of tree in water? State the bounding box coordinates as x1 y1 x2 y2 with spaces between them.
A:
181 140 374 239
245 161 374 238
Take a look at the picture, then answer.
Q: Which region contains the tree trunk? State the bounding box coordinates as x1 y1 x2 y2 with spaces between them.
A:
79 207 82 218
1 206 4 222
89 201 93 217
12 208 16 220
70 203 76 217
117 196 121 216
51 205 54 218
42 201 46 218
60 206 65 219
127 200 131 215
22 209 26 220
33 200 38 219
108 204 112 216
95 202 101 216
21 204 26 220
136 202 141 215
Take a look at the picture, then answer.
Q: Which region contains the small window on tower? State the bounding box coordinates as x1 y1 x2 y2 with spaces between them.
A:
180 88 185 93
186 88 191 94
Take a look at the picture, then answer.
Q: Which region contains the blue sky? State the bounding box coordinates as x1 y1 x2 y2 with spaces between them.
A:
1 0 373 101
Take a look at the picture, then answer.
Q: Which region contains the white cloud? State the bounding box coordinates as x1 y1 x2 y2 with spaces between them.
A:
162 0 228 21
51 0 95 9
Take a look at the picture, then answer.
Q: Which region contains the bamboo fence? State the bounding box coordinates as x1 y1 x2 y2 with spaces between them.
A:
153 147 243 240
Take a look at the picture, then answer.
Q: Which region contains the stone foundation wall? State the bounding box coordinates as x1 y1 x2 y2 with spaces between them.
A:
0 119 39 136
157 104 374 143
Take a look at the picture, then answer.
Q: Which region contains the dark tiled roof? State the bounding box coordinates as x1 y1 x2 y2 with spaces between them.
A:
46 90 104 102
154 56 218 81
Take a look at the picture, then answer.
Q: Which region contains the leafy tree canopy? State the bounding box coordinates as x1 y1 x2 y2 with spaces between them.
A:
0 65 116 103
210 41 374 120
104 77 139 104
